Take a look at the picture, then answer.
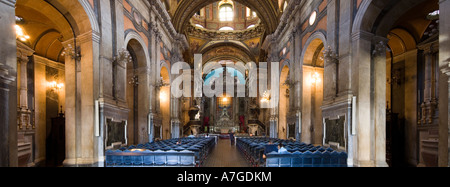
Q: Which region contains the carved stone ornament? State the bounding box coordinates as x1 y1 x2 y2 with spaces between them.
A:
372 41 387 56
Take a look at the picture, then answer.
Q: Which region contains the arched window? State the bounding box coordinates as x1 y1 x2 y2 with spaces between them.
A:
247 24 256 29
219 4 234 21
195 24 204 28
219 26 234 31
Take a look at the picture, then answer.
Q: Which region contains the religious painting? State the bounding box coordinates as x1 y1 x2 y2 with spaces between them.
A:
324 117 346 148
244 37 261 54
106 119 127 148
189 37 207 54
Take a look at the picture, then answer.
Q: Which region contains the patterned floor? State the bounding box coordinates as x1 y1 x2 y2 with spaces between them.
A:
203 139 251 167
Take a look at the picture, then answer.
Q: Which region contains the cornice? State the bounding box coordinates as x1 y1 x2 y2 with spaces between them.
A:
150 0 189 51
185 24 265 41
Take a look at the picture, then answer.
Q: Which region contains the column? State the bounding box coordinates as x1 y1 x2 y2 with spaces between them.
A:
0 64 15 167
0 0 18 167
352 30 375 167
62 40 77 166
79 32 96 165
372 37 389 167
438 0 450 167
323 47 339 101
115 48 131 103
292 31 303 141
147 22 161 142
170 56 181 139
16 46 33 130
325 0 339 102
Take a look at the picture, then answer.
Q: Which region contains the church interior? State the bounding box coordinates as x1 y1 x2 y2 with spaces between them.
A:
0 0 449 168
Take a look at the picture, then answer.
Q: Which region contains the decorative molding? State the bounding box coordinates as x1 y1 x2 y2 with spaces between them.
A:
34 55 65 71
185 24 266 41
0 0 16 8
150 0 189 51
352 30 374 42
78 0 100 33
77 30 101 44
372 41 387 56
16 41 35 63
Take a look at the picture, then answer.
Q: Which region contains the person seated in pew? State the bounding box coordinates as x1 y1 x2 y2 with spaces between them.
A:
278 143 288 154
262 141 279 159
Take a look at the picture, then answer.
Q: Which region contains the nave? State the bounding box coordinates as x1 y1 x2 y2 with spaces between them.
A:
1 0 450 168
203 139 250 167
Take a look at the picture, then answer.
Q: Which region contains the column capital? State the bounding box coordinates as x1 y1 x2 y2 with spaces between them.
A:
372 40 388 57
16 41 34 63
352 30 374 42
77 30 101 44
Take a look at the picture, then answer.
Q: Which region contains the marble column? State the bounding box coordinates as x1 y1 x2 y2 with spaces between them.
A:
146 24 162 142
323 47 339 102
291 31 303 141
0 63 16 167
170 66 180 139
372 37 389 167
62 40 77 166
439 0 450 167
352 30 375 167
0 0 18 167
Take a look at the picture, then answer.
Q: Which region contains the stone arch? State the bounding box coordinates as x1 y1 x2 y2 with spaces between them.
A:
279 59 291 76
125 31 150 69
300 31 327 67
160 60 172 82
352 0 428 35
14 0 100 167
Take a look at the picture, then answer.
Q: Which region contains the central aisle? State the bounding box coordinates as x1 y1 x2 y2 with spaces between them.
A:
203 139 251 167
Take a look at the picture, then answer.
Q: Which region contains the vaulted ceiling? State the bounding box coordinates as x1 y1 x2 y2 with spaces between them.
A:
171 0 281 34
169 0 281 64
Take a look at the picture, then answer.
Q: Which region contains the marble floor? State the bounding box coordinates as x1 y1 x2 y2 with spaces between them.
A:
203 139 251 167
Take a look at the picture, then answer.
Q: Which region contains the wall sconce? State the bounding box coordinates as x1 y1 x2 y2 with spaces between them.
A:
15 24 30 42
260 91 271 103
61 44 82 61
159 90 168 102
129 75 139 87
48 81 64 92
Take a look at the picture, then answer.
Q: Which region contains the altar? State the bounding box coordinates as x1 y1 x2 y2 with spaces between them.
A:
211 104 239 133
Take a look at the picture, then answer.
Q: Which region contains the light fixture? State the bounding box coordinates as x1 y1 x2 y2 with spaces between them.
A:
222 97 228 102
309 11 317 26
159 90 167 102
310 71 321 85
260 91 270 103
61 44 82 61
427 10 439 20
48 81 64 92
15 24 30 42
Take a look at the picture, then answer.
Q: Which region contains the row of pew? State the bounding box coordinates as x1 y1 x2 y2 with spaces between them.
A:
105 137 216 167
236 137 348 167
